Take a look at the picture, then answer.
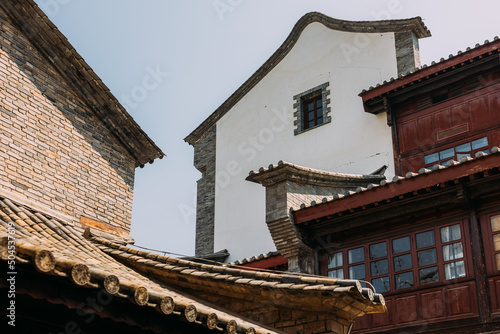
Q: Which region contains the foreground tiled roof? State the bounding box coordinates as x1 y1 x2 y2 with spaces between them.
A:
0 195 282 333
92 237 386 320
293 147 500 222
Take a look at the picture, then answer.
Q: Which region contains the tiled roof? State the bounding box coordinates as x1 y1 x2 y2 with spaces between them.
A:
185 12 430 145
0 195 281 333
0 0 164 167
293 146 500 220
229 251 282 266
360 36 500 100
92 236 386 319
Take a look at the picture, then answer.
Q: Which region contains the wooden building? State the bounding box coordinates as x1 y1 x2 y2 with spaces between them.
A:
284 37 500 333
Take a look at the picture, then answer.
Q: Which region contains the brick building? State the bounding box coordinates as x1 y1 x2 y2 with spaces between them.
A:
0 1 388 333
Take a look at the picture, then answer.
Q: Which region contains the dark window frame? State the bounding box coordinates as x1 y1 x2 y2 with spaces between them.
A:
482 211 500 275
293 82 331 135
323 220 470 295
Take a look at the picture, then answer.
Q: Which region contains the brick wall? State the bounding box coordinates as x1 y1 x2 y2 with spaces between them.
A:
194 125 216 256
0 7 136 232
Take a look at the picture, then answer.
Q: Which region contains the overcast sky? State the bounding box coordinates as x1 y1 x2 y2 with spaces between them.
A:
32 0 500 258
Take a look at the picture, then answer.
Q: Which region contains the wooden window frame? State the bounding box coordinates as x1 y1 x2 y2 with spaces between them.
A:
481 211 500 275
323 220 471 295
293 82 331 135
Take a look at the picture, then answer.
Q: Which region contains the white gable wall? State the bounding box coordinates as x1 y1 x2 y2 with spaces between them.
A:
215 23 398 262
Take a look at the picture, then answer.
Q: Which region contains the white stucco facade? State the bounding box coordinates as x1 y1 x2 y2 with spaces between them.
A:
213 23 399 263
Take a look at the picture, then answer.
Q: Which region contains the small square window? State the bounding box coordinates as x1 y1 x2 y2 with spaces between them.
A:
293 82 330 135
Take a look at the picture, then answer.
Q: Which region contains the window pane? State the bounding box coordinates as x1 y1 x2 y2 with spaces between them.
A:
317 117 323 125
496 254 500 271
392 236 411 254
416 231 435 249
444 260 466 280
307 111 314 120
455 142 471 153
394 253 412 272
418 248 437 266
308 120 315 128
317 107 323 117
371 259 389 276
493 235 500 252
316 99 322 108
328 268 344 279
471 137 488 150
306 102 314 111
370 242 387 259
328 252 343 269
441 224 461 242
395 271 414 289
424 153 439 164
443 242 464 261
348 247 364 264
419 266 439 285
440 147 455 160
349 264 365 279
372 276 390 293
491 215 500 232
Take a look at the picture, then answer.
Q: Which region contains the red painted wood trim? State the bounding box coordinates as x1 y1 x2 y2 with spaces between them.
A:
361 40 500 103
238 255 288 270
294 153 500 225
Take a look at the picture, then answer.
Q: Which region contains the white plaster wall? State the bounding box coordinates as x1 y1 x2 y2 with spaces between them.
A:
215 23 398 262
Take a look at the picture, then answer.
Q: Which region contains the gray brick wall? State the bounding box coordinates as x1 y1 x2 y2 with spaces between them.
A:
0 7 136 232
194 125 216 256
395 31 421 75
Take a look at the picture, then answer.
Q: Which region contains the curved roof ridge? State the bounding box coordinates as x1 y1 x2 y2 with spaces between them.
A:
185 12 430 145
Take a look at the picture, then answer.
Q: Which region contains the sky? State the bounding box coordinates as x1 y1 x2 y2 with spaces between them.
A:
32 0 500 258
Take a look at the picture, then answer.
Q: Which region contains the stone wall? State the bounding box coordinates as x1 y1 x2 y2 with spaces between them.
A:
395 31 421 75
0 7 136 232
193 125 216 256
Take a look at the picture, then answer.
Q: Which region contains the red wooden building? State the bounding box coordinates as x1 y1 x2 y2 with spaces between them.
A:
291 37 500 333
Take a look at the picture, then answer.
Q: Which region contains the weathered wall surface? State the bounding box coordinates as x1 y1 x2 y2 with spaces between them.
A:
0 7 136 232
214 23 400 262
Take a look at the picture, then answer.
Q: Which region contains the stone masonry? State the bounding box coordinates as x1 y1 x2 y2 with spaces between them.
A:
0 7 136 232
193 125 216 256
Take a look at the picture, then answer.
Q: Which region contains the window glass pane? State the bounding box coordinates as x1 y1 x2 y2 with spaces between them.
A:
440 147 455 160
444 260 466 280
493 235 500 252
306 102 314 111
424 153 439 164
348 247 364 264
328 268 344 279
372 276 390 293
370 242 387 259
395 271 414 289
317 117 323 125
394 253 412 272
443 242 464 261
416 231 435 249
441 224 461 242
471 137 488 150
455 142 471 153
328 252 343 269
419 266 439 285
349 264 365 279
491 215 500 232
496 254 500 271
418 248 437 266
307 111 314 120
317 107 323 117
371 259 389 276
392 236 411 254
316 99 322 108
308 120 315 128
